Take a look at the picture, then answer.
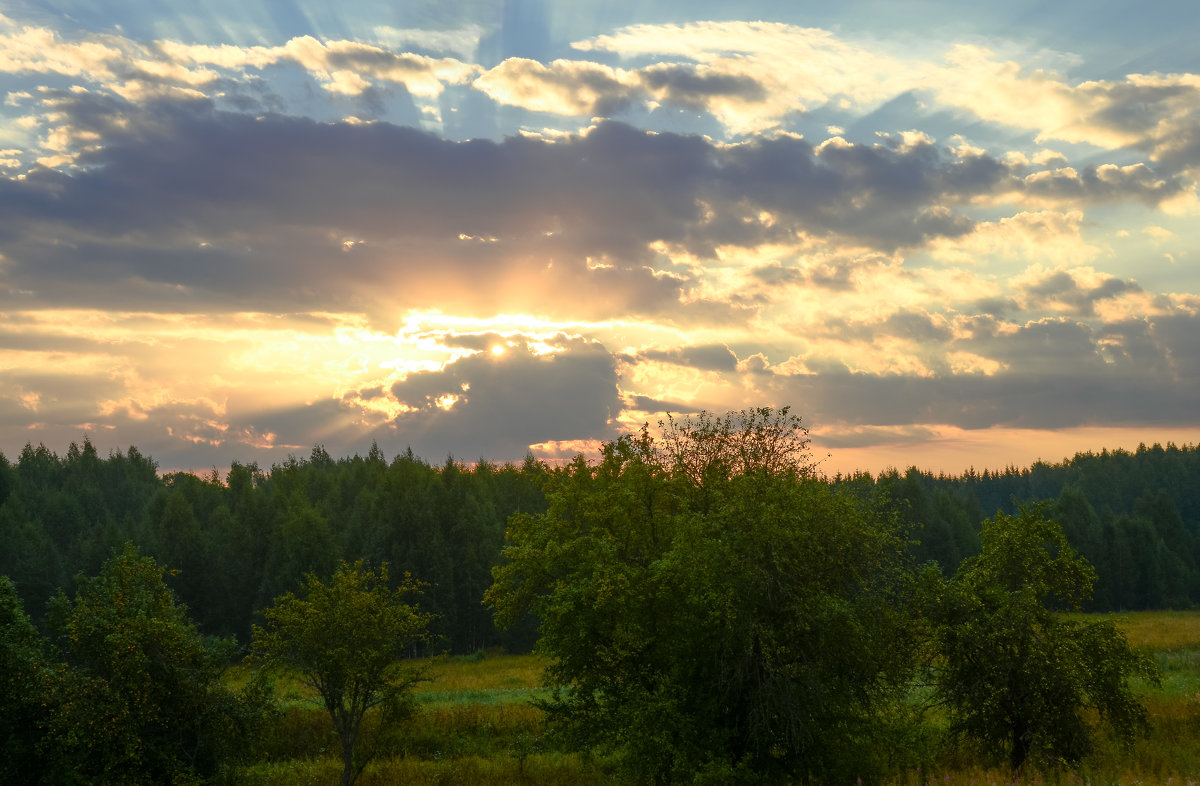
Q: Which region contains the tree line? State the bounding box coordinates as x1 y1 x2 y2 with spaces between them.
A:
0 440 545 653
2 434 1196 651
850 441 1200 610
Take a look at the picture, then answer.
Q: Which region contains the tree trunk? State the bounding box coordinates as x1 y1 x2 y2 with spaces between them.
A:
342 741 354 786
339 724 357 786
1010 721 1029 772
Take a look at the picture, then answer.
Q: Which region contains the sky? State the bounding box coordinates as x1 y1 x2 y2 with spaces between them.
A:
1 0 1199 476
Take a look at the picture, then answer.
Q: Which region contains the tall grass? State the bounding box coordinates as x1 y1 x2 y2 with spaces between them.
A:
236 753 607 785
415 651 552 694
234 614 1200 785
1102 611 1200 651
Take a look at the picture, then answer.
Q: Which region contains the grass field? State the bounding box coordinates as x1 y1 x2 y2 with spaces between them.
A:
231 612 1200 785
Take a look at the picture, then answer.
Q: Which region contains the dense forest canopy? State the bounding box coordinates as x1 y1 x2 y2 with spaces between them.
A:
1 434 1198 651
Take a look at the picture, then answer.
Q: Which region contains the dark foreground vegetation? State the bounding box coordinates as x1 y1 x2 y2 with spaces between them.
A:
2 408 1199 783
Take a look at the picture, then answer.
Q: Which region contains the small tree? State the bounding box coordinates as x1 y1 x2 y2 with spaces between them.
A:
934 505 1159 771
252 561 431 786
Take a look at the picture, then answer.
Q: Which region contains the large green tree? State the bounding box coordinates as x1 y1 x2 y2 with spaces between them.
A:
252 560 432 786
488 409 920 783
933 505 1159 771
45 544 258 784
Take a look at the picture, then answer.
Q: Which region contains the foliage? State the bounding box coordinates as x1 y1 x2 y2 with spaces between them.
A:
0 440 547 654
488 409 920 783
44 543 258 784
933 505 1160 771
654 405 818 484
4 435 1199 665
252 560 433 786
0 575 49 782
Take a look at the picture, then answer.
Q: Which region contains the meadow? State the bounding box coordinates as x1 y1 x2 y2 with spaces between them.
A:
228 611 1200 785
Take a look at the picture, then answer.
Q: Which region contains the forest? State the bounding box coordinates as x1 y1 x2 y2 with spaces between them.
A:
2 409 1199 783
3 428 1196 650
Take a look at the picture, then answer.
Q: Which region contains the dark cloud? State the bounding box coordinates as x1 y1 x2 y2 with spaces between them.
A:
1061 79 1200 174
3 91 1187 331
0 93 1082 321
0 335 623 468
439 332 508 351
476 58 770 120
816 425 939 449
881 309 953 343
638 344 738 372
638 64 767 108
751 263 804 286
1151 124 1200 175
627 394 693 413
801 309 951 346
767 312 1200 430
1022 270 1142 316
970 297 1018 318
376 336 621 459
750 256 884 292
1022 162 1179 204
1148 312 1200 380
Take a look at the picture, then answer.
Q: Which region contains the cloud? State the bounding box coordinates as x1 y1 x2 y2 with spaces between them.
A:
815 424 940 449
1018 267 1143 316
879 309 955 344
369 335 621 459
636 344 739 372
935 46 1200 173
1018 163 1179 205
162 36 479 98
568 19 1200 169
750 251 896 293
473 54 776 133
2 97 1068 326
3 11 1200 469
473 58 636 115
0 311 622 466
928 210 1099 267
372 23 488 59
0 18 220 93
638 63 767 109
754 309 1200 432
0 15 479 110
573 20 915 128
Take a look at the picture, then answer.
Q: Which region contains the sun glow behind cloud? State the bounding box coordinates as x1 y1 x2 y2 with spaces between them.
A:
0 4 1198 471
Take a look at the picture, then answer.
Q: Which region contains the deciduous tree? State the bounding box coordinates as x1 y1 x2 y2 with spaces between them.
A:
45 544 254 784
933 505 1158 771
252 560 431 786
488 409 919 783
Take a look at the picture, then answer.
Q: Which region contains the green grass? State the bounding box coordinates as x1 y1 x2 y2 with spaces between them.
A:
231 613 1200 784
236 753 608 785
1099 610 1200 651
413 651 554 707
415 650 552 693
416 687 555 706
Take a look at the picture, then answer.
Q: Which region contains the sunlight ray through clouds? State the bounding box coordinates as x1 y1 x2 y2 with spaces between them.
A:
0 2 1197 470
